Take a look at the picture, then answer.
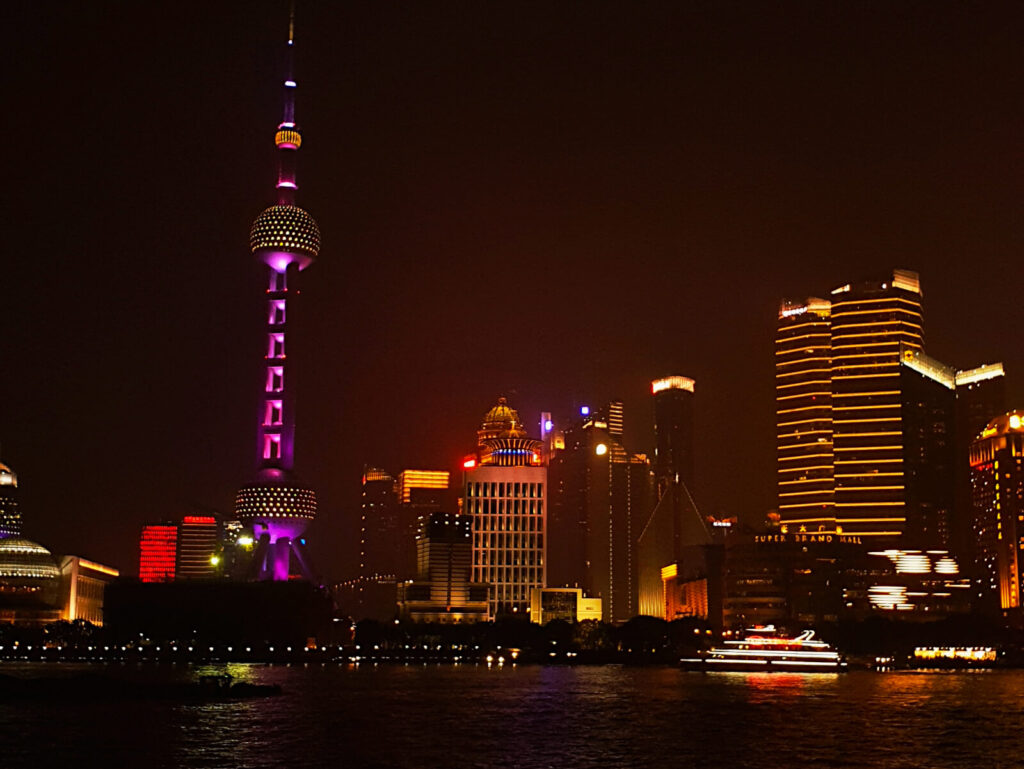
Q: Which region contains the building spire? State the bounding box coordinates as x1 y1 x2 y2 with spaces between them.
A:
275 1 301 205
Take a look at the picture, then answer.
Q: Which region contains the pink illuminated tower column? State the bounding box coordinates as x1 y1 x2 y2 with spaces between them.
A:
235 8 319 582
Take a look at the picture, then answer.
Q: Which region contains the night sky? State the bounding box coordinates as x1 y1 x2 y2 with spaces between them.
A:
4 1 1022 580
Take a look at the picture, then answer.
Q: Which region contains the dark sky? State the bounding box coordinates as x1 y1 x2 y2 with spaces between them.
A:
4 1 1022 580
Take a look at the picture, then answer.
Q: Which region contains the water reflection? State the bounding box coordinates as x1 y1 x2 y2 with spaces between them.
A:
4 665 1024 769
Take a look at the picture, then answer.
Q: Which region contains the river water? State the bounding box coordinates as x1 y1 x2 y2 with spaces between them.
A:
2 663 1021 768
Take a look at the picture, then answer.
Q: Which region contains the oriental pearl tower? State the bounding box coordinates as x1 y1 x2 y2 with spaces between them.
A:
234 6 319 581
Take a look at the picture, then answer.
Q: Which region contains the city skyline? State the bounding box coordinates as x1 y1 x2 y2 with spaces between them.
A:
4 1 1023 579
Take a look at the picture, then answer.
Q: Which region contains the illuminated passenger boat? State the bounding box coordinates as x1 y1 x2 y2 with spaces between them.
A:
680 626 846 672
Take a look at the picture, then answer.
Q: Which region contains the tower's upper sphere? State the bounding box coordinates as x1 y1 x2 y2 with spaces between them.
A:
250 205 321 261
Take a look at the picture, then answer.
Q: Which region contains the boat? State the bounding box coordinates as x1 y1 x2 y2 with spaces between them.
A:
0 672 283 701
680 625 846 672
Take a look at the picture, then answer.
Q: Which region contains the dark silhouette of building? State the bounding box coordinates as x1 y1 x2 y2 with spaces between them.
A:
899 347 956 549
360 467 399 582
953 364 1006 566
638 377 708 618
397 512 488 622
105 580 333 644
548 404 652 622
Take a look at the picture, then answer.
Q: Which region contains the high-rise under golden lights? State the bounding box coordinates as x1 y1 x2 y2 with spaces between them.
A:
830 270 924 540
775 298 834 533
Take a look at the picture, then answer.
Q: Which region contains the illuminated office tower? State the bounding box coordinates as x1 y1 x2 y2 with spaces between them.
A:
464 397 546 618
177 515 219 579
969 412 1024 619
775 298 834 533
138 524 177 583
234 11 319 581
830 270 924 541
0 461 21 539
547 406 651 621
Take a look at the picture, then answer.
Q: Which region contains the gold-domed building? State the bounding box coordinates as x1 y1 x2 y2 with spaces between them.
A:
464 397 547 618
474 397 544 468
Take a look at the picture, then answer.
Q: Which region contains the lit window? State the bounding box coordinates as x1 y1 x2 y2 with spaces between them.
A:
266 367 284 393
263 434 281 460
268 333 285 359
264 400 283 426
268 300 287 325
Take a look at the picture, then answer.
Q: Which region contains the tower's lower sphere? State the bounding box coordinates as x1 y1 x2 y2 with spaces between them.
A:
235 482 317 541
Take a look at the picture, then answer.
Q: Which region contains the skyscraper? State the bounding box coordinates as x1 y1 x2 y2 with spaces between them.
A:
547 405 652 621
234 10 319 581
360 467 399 581
638 376 708 618
0 461 21 539
775 298 834 533
969 412 1024 620
898 347 956 548
953 364 1006 564
776 270 1004 552
464 397 546 618
830 269 924 541
652 376 695 495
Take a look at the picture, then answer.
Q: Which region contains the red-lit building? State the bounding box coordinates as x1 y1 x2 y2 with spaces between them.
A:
139 524 177 583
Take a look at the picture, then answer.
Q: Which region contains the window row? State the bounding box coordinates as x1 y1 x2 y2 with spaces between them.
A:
466 500 544 517
466 482 544 499
472 513 544 532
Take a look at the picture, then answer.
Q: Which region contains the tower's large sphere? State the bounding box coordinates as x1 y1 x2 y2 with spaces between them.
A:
235 482 317 541
250 205 321 269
